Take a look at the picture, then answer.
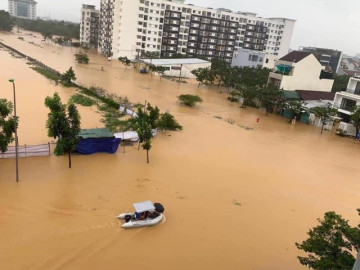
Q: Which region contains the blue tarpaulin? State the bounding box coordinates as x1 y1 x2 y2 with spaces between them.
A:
75 138 121 154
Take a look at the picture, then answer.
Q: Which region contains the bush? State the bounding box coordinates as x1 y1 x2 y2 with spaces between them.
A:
70 94 95 106
178 94 203 107
75 53 89 64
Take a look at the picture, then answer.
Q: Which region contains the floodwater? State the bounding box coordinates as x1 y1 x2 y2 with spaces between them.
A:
0 30 359 270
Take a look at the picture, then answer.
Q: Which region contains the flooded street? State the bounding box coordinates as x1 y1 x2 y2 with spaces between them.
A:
0 30 360 270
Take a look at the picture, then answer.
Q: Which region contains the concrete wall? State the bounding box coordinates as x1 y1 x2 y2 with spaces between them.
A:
278 55 334 91
231 49 265 68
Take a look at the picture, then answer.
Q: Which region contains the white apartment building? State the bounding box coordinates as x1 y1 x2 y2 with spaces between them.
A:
98 0 295 61
80 5 100 49
8 0 37 20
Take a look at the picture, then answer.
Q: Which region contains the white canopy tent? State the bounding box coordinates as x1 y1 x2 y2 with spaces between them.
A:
133 201 155 213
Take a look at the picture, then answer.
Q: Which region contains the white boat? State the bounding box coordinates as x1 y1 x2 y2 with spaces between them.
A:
117 201 165 229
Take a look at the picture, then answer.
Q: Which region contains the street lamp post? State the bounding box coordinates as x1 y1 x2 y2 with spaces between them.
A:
8 79 19 182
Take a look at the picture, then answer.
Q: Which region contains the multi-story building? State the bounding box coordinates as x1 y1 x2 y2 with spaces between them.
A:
98 0 295 62
267 51 334 92
231 48 277 69
333 76 360 136
8 0 37 20
80 5 100 49
300 46 342 73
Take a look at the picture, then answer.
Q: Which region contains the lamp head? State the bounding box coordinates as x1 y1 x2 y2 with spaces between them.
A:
8 79 15 83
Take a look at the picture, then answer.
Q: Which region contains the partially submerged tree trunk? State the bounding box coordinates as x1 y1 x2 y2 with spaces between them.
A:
68 149 72 168
146 150 149 164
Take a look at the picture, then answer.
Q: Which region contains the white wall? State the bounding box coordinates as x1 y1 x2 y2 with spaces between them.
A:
278 55 334 91
231 49 265 68
346 77 360 93
114 0 140 59
151 62 211 79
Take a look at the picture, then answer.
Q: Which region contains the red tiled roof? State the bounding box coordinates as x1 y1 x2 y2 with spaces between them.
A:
341 69 360 77
279 51 312 63
296 90 335 101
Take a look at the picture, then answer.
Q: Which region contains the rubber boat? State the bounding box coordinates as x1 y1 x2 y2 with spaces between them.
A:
117 201 165 229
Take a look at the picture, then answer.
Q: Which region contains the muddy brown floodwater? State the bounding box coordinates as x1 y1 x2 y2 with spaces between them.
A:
0 30 359 270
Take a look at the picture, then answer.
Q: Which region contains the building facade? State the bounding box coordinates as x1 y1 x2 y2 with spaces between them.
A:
231 48 277 69
300 46 342 73
80 5 100 49
140 58 211 78
98 0 295 61
267 51 334 92
8 0 37 20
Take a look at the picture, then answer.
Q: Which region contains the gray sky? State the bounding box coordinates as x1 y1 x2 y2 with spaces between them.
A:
1 0 359 55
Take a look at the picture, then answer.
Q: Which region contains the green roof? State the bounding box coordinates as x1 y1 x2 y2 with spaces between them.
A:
281 90 301 101
78 128 114 139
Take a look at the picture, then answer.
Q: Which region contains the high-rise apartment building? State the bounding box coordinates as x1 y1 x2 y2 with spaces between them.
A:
80 5 100 49
8 0 37 20
98 0 295 62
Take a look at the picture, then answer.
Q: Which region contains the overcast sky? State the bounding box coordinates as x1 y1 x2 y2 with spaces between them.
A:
1 0 359 55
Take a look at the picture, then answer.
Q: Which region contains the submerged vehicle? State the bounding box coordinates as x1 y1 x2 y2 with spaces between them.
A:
117 201 165 229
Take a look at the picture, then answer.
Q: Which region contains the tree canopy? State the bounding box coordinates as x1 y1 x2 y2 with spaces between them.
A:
296 210 360 270
14 17 80 39
332 74 350 93
118 56 131 68
75 53 89 64
0 99 17 153
0 10 14 31
351 106 360 135
157 112 182 131
61 67 76 86
178 94 203 107
191 59 271 89
45 93 81 168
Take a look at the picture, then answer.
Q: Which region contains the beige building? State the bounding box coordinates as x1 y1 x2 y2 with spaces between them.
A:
267 51 334 92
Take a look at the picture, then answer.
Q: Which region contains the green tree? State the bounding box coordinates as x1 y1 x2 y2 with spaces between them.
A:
191 67 216 87
61 67 76 86
0 99 17 153
75 53 89 64
157 112 183 131
118 56 131 69
45 93 81 168
257 86 281 114
134 108 153 163
332 74 350 93
146 103 160 129
0 10 14 31
350 106 360 136
236 85 257 108
296 210 360 270
178 94 203 107
282 100 307 119
149 65 167 80
14 17 80 39
310 105 338 134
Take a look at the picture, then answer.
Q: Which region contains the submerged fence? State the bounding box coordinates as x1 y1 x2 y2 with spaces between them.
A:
0 143 51 159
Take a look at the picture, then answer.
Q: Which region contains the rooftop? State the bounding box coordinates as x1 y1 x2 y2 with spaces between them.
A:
78 128 114 139
296 90 335 101
140 58 210 66
279 51 312 63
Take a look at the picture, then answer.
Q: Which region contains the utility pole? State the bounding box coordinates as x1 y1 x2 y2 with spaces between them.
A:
8 79 19 182
178 64 183 84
